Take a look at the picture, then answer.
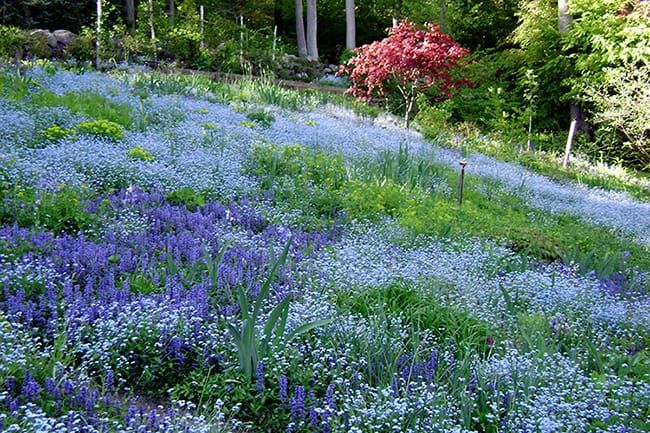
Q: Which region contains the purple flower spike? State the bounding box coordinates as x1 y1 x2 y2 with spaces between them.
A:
325 382 335 409
256 361 264 393
105 369 114 392
279 374 288 403
21 371 41 400
290 385 305 421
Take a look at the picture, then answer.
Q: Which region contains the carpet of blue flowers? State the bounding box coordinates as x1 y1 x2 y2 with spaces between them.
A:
0 65 649 433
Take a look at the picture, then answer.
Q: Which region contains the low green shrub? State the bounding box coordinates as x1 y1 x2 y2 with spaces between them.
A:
0 184 95 234
64 32 95 61
75 119 124 141
414 97 453 142
24 31 53 59
0 25 26 59
166 187 205 211
246 143 348 228
246 110 275 128
41 124 76 142
128 145 155 162
342 179 418 220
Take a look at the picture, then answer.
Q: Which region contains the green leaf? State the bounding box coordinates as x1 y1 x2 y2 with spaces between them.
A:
259 296 290 356
253 237 292 318
225 321 242 347
274 297 290 345
286 317 334 342
499 284 516 315
237 286 250 321
205 244 227 289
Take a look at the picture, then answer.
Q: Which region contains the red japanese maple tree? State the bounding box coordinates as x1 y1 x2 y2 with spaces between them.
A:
339 19 470 128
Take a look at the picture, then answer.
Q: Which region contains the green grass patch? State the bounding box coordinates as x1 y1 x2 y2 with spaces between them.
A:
248 143 649 278
0 72 134 128
31 91 134 128
338 281 499 356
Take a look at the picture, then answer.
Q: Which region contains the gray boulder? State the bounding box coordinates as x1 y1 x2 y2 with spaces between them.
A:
31 29 57 48
53 29 76 46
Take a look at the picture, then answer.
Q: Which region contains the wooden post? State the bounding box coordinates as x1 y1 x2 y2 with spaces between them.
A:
458 159 467 206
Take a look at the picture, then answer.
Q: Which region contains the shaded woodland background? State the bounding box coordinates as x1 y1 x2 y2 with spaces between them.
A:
1 0 649 170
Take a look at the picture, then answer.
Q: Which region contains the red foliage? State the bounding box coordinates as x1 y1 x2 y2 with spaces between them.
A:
339 19 470 103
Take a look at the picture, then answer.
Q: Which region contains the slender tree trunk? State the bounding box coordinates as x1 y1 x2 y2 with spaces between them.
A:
125 0 135 31
559 0 584 167
295 0 307 57
401 86 416 129
527 112 534 151
96 0 102 69
438 0 448 33
306 0 318 58
563 116 577 168
345 0 355 50
558 0 571 33
274 0 284 36
392 0 402 27
149 0 156 58
168 0 175 22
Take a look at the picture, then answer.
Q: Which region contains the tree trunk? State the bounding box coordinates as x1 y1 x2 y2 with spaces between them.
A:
149 0 156 57
558 0 587 166
405 92 416 129
168 0 175 22
306 0 318 58
392 0 402 27
563 116 577 168
295 0 307 57
125 0 135 31
345 0 355 50
558 0 571 33
438 0 448 33
274 0 284 36
96 0 102 69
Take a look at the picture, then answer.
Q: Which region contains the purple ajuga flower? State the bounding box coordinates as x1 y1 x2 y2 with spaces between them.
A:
325 382 335 409
8 398 19 415
105 369 114 392
3 377 15 392
126 404 138 427
169 335 185 363
62 379 74 396
44 377 56 395
290 385 305 422
147 409 157 429
21 371 40 400
390 377 399 396
279 374 288 403
256 361 264 393
309 407 318 428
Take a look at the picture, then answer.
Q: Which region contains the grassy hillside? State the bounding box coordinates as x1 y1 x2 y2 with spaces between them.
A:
0 64 648 432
